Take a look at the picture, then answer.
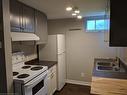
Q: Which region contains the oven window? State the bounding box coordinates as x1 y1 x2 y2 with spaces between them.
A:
32 79 44 95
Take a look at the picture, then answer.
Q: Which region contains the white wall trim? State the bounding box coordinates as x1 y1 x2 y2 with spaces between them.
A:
66 79 91 86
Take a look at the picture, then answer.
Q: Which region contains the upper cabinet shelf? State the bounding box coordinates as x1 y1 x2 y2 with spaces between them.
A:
110 0 127 47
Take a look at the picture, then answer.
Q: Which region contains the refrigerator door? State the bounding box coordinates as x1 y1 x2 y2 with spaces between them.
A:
57 52 66 91
57 34 65 54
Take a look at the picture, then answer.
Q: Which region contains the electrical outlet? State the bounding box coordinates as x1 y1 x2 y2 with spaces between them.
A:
81 73 85 77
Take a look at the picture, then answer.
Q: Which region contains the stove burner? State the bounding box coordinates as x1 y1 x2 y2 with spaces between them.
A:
22 66 31 69
31 66 43 71
13 72 19 76
17 74 29 78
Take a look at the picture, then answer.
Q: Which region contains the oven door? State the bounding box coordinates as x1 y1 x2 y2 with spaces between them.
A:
24 71 48 95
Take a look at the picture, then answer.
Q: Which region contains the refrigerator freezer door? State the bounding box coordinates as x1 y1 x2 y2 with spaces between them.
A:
57 34 65 54
57 53 66 91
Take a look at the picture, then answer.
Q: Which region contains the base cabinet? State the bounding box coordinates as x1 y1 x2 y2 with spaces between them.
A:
51 72 57 93
47 76 52 95
48 65 57 95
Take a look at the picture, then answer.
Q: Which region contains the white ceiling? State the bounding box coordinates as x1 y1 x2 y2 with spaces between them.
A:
19 0 107 19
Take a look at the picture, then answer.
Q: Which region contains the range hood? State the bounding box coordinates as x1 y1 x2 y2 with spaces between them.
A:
11 32 40 41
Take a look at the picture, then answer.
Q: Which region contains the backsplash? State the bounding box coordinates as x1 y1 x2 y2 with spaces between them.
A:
12 41 37 62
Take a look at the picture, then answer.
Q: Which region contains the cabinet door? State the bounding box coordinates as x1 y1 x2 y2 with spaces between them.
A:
110 0 127 46
35 11 48 44
51 72 57 94
22 4 35 32
58 53 66 91
47 76 52 95
10 0 22 32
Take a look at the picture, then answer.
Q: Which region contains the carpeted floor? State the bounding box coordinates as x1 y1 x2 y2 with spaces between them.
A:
53 83 95 95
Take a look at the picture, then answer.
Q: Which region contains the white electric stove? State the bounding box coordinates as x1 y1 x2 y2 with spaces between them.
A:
12 52 48 95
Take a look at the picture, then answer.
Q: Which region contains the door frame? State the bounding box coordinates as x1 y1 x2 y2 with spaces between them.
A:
0 0 7 93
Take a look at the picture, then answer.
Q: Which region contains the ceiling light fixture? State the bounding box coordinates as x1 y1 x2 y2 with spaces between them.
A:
73 6 80 14
72 13 77 16
77 15 82 19
74 10 80 14
66 7 72 11
65 6 83 19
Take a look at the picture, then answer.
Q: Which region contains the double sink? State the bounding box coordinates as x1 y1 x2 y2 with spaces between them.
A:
95 59 125 73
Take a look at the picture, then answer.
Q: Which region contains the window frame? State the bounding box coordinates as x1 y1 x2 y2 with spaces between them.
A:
84 16 110 32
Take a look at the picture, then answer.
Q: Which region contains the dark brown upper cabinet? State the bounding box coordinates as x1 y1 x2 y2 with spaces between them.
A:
10 0 35 33
35 11 48 44
10 0 22 32
22 4 35 33
110 0 127 47
10 0 48 44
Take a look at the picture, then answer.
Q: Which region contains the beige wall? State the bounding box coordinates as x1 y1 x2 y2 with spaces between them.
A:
48 18 117 83
48 18 82 35
117 47 127 65
124 49 127 65
66 30 117 82
39 35 57 61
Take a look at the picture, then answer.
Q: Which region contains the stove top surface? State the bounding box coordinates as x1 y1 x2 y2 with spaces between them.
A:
13 62 48 84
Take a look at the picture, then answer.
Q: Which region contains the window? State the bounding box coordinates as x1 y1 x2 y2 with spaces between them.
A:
85 16 110 32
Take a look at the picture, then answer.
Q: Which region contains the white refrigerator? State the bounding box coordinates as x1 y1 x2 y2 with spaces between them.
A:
39 34 66 91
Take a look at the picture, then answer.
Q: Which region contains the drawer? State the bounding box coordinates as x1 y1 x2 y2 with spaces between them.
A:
48 65 56 76
52 65 56 73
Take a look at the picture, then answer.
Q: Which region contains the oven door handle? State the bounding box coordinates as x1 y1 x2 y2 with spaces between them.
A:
24 71 47 87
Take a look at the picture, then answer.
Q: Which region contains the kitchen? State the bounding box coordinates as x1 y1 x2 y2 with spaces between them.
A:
0 0 127 95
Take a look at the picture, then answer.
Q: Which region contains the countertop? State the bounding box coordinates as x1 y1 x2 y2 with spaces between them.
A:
25 59 57 69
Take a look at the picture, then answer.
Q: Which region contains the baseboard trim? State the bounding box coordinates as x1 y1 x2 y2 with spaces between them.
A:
66 79 91 86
